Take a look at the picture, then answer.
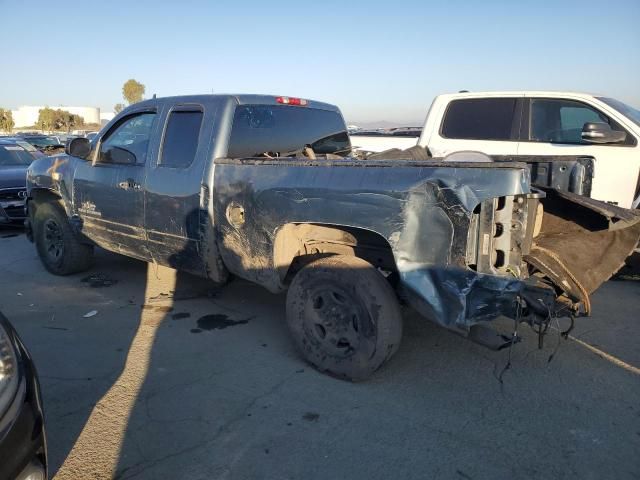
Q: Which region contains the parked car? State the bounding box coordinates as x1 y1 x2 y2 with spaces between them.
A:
85 132 99 141
350 91 640 209
57 134 80 145
18 135 64 155
0 139 45 225
0 311 47 480
25 94 640 380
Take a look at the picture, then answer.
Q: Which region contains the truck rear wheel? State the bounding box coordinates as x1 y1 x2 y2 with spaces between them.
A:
34 202 93 275
286 255 402 381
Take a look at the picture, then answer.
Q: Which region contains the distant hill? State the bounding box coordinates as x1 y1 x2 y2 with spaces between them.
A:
347 120 423 129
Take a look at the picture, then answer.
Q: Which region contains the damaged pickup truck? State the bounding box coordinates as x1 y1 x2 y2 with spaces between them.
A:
25 94 640 380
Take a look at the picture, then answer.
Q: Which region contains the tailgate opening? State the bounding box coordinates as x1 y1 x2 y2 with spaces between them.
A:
525 188 640 316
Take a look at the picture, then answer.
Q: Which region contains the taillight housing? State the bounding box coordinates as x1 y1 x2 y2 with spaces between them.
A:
276 96 308 106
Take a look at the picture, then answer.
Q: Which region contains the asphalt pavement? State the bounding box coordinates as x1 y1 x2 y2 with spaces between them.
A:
1 227 639 480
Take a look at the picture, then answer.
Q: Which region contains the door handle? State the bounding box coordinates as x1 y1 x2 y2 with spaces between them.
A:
117 179 141 191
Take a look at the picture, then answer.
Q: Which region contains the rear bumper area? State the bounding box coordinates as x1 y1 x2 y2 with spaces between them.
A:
400 267 556 332
401 189 640 347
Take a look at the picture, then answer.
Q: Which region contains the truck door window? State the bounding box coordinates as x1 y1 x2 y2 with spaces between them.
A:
159 110 203 168
530 99 608 144
99 112 156 165
441 98 517 140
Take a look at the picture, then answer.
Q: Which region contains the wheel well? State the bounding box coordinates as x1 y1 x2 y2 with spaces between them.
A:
29 189 63 215
273 223 397 284
28 189 69 234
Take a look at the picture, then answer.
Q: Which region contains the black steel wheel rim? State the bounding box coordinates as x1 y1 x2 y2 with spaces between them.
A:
303 285 375 358
43 218 64 262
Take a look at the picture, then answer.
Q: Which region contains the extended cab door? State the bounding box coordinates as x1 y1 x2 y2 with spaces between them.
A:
143 103 212 274
423 96 523 157
518 96 640 208
73 110 159 260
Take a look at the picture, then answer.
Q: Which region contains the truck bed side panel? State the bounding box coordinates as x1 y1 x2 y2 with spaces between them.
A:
213 158 530 329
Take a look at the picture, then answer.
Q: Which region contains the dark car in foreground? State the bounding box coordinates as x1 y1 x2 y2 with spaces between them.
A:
0 311 47 480
0 140 45 225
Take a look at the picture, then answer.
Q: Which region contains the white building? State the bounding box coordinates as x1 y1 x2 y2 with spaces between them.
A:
11 105 101 127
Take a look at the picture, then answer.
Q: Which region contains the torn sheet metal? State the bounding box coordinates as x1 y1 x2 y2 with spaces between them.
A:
527 188 640 309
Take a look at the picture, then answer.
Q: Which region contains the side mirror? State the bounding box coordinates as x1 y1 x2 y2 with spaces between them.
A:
581 122 626 144
66 137 91 158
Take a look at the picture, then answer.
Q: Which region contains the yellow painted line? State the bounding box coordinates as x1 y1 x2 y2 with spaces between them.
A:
566 333 640 376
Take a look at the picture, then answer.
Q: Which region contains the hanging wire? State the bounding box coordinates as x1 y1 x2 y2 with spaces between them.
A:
498 296 522 385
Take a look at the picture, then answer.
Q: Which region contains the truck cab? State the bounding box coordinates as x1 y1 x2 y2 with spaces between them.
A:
26 94 351 281
420 91 640 208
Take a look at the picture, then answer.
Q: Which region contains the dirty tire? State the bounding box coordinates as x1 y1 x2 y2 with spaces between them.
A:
286 255 402 381
34 202 93 275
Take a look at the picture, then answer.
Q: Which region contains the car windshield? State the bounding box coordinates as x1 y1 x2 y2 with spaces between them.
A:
0 145 35 165
15 140 38 152
25 136 60 147
597 97 640 127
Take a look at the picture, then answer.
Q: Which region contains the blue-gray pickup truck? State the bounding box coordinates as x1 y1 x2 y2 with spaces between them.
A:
25 94 640 380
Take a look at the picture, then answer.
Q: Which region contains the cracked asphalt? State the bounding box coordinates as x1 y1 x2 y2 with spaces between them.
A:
1 227 639 480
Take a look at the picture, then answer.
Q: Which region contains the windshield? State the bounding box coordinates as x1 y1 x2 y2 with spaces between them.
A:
597 97 640 127
15 140 38 152
0 145 35 165
227 105 350 158
24 136 61 147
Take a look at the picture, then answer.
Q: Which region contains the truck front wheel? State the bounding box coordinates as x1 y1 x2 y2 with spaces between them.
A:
286 255 403 381
34 202 93 275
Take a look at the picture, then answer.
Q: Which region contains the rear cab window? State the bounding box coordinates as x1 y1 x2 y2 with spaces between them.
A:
441 98 518 140
160 109 204 168
227 105 350 158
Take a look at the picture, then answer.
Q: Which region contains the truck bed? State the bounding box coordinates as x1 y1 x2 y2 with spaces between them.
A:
212 156 640 332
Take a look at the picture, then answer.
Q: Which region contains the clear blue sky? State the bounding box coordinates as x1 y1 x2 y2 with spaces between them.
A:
1 0 638 123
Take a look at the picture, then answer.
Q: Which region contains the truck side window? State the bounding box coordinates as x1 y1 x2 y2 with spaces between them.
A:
530 99 608 144
99 113 156 165
159 110 203 168
441 98 517 140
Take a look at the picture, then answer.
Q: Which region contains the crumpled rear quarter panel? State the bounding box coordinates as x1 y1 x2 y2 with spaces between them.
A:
213 158 530 330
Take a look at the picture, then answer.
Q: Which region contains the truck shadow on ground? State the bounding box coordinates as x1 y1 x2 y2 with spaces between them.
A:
36 246 640 480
